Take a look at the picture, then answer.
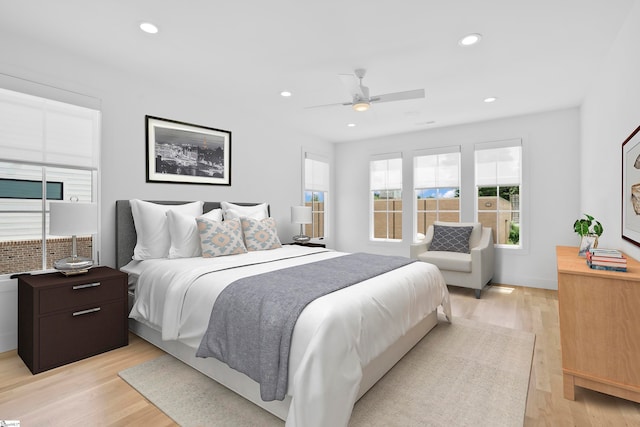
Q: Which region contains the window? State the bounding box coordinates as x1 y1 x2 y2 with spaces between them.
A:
475 141 521 247
414 149 461 241
0 87 100 275
370 154 402 241
303 153 329 240
0 178 63 200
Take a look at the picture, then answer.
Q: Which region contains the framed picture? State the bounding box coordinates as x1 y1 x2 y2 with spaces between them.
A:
621 124 640 246
145 115 231 186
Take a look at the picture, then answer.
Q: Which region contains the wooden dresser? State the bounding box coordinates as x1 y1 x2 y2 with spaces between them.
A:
18 266 128 374
556 245 640 403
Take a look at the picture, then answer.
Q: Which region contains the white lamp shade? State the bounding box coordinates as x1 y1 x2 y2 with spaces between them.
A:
50 202 98 236
291 206 312 224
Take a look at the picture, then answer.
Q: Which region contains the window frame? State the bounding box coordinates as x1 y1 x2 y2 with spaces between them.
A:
0 83 101 277
474 139 523 249
413 147 461 242
302 151 330 242
369 153 403 242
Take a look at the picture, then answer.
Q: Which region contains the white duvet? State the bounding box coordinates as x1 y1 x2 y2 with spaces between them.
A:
127 246 450 427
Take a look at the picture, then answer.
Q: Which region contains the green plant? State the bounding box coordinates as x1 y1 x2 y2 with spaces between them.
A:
573 214 603 237
509 223 520 245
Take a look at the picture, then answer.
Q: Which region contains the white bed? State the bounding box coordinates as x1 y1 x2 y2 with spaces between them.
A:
116 200 450 427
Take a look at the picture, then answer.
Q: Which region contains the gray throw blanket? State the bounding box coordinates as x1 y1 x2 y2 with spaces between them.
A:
195 252 416 401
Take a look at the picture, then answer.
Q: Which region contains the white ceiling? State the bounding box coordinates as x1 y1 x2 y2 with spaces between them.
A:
0 0 634 142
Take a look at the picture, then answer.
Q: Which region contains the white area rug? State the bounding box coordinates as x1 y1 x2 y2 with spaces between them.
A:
119 317 535 426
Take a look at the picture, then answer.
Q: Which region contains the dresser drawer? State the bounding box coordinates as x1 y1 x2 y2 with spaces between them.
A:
38 299 127 371
39 276 124 314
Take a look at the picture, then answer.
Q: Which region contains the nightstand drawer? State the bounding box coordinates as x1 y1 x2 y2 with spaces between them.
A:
39 276 124 314
39 299 127 371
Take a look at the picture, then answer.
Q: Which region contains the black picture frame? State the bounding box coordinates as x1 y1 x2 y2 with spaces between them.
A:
621 124 640 246
145 115 231 186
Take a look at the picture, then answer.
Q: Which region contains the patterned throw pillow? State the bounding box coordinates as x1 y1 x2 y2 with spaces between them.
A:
196 217 247 257
428 225 473 253
241 217 282 251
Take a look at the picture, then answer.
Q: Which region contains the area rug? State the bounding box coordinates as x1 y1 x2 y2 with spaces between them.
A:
119 317 535 427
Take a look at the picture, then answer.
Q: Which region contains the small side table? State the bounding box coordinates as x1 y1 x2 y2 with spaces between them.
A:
18 266 128 374
285 242 326 248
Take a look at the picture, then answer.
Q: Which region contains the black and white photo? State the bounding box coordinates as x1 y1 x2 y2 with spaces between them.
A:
146 115 231 186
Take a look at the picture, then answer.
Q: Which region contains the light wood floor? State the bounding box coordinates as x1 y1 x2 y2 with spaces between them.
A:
1 284 639 426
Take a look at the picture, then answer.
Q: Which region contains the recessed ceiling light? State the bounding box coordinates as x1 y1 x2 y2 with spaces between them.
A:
484 97 497 103
458 33 482 46
140 22 159 34
347 123 356 127
280 91 292 97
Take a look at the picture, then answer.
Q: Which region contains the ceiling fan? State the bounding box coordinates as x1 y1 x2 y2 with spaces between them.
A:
307 69 425 112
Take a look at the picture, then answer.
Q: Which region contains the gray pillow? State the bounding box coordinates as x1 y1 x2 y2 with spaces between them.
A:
428 225 473 253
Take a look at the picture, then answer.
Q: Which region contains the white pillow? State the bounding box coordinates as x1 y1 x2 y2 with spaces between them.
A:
167 208 222 259
130 200 203 260
203 208 223 222
221 201 268 220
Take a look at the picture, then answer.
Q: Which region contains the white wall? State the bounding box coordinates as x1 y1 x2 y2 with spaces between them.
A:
334 108 581 289
0 32 333 352
581 0 640 259
0 32 333 263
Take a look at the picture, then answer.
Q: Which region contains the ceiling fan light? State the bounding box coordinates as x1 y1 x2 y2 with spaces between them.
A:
353 101 370 112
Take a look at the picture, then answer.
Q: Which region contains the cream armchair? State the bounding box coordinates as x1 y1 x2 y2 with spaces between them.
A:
410 221 495 298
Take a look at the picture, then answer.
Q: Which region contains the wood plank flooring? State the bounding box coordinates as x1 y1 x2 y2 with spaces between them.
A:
1 284 639 426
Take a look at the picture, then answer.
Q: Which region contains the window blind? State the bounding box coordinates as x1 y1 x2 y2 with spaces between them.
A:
475 140 521 186
0 87 100 169
304 154 329 192
370 154 402 190
414 151 461 188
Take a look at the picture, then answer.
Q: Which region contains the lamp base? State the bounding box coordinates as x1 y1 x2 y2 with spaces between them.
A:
54 256 94 273
292 234 311 243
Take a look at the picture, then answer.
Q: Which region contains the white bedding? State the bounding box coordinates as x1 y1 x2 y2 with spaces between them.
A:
127 245 450 427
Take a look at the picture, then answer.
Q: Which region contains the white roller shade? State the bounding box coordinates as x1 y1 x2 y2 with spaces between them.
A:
414 152 460 188
304 155 329 192
370 156 402 190
476 145 521 186
0 88 100 169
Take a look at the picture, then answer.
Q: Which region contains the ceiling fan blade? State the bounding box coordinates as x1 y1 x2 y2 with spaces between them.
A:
370 89 425 104
338 73 365 99
305 101 353 109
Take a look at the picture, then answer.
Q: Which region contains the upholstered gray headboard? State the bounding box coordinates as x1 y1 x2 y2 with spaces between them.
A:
115 200 267 269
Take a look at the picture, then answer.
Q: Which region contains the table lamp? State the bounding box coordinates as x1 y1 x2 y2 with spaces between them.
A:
291 206 312 243
49 201 97 275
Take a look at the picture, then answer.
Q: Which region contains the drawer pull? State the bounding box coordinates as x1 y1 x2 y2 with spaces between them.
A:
72 307 101 316
73 282 101 290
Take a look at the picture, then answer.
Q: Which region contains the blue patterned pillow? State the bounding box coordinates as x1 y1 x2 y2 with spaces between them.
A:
196 217 247 257
428 225 473 253
241 217 282 251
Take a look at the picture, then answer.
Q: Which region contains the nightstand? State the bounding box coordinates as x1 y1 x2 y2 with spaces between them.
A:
286 242 326 248
18 266 128 374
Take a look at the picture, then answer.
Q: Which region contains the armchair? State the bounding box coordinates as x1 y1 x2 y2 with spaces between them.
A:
410 221 495 298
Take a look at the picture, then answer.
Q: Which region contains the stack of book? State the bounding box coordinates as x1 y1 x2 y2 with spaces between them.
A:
586 248 627 272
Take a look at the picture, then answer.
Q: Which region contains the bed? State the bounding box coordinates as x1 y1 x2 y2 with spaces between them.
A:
116 200 451 427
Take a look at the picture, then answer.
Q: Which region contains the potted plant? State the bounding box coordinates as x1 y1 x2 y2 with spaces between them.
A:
574 213 603 256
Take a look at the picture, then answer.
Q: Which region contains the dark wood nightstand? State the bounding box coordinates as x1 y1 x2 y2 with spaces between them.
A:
18 266 128 374
286 242 326 248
